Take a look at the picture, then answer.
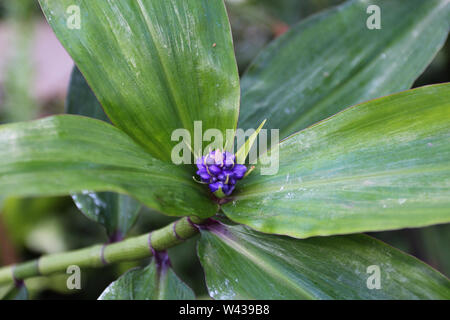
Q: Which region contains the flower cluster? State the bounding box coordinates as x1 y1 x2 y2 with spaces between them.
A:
196 150 247 196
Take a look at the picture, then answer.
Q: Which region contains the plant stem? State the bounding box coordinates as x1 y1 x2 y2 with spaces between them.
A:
0 216 206 285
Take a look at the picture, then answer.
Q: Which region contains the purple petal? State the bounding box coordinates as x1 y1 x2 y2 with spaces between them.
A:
222 184 235 196
233 164 247 179
221 172 235 184
224 152 235 169
224 151 235 159
208 165 222 175
196 156 204 165
196 169 211 181
214 151 224 166
205 154 215 165
197 163 206 171
196 157 206 170
223 169 233 176
209 181 223 193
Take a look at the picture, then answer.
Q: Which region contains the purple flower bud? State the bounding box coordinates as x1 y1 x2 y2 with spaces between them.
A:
196 157 205 170
232 164 247 179
196 150 247 197
208 165 222 175
209 181 223 193
222 184 235 196
224 152 235 169
196 169 211 182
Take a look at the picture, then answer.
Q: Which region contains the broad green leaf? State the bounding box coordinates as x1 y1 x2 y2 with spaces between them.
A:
223 84 450 238
0 115 217 218
72 192 141 240
66 66 109 122
67 66 141 239
99 253 195 300
238 0 450 138
198 222 450 299
39 0 240 161
1 284 28 300
372 224 450 278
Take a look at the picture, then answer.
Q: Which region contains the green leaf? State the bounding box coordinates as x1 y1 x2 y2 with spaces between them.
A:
99 253 195 300
372 224 450 278
72 192 141 240
66 66 109 122
223 84 450 238
198 222 450 299
235 119 266 164
1 284 28 300
0 115 217 218
238 0 450 138
67 66 141 239
39 0 240 161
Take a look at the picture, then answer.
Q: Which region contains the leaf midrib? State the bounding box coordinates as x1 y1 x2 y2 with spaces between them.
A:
234 165 450 199
136 0 190 134
282 0 448 136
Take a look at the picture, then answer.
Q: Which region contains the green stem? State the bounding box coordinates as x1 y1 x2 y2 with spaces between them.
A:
0 216 205 285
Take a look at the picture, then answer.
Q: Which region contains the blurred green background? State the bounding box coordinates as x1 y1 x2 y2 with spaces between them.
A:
0 0 448 299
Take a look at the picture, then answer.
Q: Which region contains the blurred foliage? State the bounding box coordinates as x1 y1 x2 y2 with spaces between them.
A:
0 0 40 19
370 224 450 278
232 0 345 25
0 0 64 124
414 41 450 88
0 0 448 300
227 0 346 72
0 0 38 123
0 282 28 300
420 224 450 275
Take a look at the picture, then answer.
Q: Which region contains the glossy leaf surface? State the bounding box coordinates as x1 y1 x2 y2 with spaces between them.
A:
223 84 450 238
198 222 450 299
72 192 141 240
0 115 217 218
67 66 141 238
99 255 195 300
66 66 109 122
239 0 450 137
40 0 240 161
